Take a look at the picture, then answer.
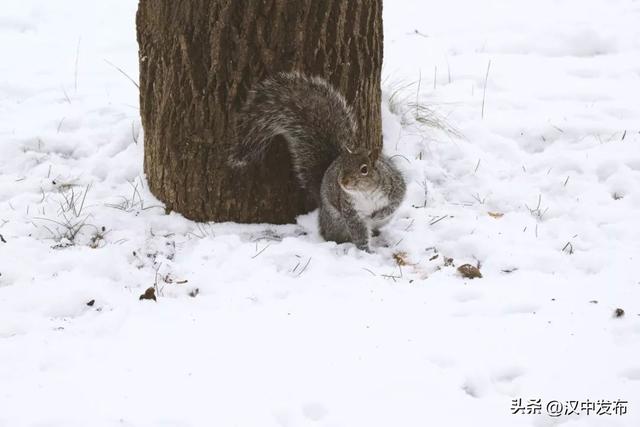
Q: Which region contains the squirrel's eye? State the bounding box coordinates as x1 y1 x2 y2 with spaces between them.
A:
360 164 368 175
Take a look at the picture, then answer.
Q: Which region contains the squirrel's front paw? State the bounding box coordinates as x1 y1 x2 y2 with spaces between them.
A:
356 243 372 253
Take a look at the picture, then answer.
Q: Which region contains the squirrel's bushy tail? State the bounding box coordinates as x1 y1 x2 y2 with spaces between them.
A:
230 72 356 200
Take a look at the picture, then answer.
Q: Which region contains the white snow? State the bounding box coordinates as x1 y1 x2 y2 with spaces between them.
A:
1 1 640 426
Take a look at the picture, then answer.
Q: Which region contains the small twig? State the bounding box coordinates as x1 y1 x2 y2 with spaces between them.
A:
412 29 429 38
291 258 301 273
429 215 448 226
471 192 486 204
295 257 312 277
362 268 377 276
481 59 492 119
561 241 574 254
57 117 66 133
381 265 403 282
404 219 415 231
550 123 564 133
251 243 271 259
61 86 71 104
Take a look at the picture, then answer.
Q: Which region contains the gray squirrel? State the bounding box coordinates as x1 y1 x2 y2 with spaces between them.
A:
229 72 406 252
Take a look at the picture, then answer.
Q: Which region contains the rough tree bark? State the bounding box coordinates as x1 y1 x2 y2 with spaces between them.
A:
136 0 383 223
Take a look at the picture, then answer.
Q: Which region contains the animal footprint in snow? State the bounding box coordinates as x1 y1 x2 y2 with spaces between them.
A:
302 402 328 421
493 366 524 383
621 367 640 381
502 303 539 315
461 376 487 398
492 367 525 396
454 289 483 303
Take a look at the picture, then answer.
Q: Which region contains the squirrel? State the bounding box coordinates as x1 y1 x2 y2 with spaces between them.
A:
229 72 406 252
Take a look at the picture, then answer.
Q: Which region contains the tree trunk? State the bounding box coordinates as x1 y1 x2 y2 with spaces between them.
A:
136 0 383 223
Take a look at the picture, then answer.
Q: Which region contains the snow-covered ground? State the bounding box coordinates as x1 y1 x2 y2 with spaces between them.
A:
1 1 639 426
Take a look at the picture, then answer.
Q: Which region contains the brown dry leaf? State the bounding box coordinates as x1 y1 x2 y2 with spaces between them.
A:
458 264 483 279
393 251 410 266
488 211 504 218
139 287 157 301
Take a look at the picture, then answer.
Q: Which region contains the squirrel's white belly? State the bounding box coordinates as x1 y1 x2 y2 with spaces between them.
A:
348 189 389 220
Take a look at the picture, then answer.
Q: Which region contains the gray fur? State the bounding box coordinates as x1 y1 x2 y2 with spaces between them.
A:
319 156 406 252
231 72 406 252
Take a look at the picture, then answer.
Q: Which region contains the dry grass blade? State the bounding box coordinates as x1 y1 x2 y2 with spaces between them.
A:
295 257 312 277
407 102 463 138
74 37 81 92
104 59 140 89
481 59 492 119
